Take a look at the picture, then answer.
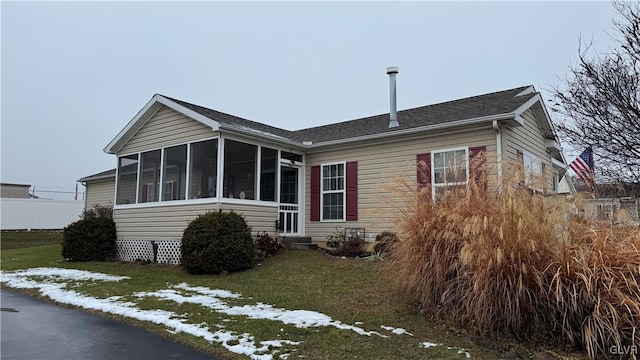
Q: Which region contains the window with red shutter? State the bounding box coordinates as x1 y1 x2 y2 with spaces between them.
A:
431 148 467 200
418 146 487 200
313 162 358 222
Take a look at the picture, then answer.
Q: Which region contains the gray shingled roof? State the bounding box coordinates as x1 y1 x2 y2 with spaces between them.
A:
163 96 300 141
79 168 116 181
165 85 536 144
81 86 538 181
294 86 535 143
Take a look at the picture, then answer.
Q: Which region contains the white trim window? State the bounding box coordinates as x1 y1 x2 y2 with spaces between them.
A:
522 150 543 191
116 154 139 205
432 147 468 199
321 162 345 221
138 150 161 203
189 139 218 199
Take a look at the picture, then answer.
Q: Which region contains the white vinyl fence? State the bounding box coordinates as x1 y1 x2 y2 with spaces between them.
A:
0 198 84 230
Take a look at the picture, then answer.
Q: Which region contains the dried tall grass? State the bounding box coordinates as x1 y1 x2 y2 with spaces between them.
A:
546 223 640 357
385 161 640 358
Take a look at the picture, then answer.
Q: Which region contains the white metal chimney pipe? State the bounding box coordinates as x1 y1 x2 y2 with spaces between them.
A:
386 66 399 128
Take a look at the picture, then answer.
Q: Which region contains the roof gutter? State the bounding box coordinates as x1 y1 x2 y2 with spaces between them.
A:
493 120 503 190
78 173 116 182
308 112 516 150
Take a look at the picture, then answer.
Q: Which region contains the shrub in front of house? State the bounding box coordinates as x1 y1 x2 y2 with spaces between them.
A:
62 217 117 261
332 237 366 257
81 203 114 221
255 232 282 261
325 227 366 257
181 210 256 274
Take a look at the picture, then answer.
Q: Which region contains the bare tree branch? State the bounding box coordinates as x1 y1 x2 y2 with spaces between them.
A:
551 0 640 185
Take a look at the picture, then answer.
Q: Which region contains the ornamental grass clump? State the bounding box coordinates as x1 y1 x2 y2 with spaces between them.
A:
385 161 640 359
544 223 640 358
386 171 559 338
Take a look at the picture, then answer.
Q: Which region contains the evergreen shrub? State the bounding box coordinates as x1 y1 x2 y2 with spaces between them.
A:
181 211 256 274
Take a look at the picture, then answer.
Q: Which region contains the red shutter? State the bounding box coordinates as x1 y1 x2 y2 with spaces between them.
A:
469 146 487 192
310 166 320 221
416 153 431 188
346 161 358 221
517 150 525 185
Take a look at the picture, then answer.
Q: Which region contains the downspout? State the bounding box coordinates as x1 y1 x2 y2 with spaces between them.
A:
80 181 87 209
493 120 503 190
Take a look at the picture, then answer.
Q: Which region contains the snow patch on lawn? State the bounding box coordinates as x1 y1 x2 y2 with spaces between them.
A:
380 325 413 336
420 341 439 348
1 267 129 284
137 283 388 337
1 267 428 359
420 341 472 358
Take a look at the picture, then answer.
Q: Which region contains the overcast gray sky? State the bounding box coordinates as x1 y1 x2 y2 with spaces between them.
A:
1 1 618 199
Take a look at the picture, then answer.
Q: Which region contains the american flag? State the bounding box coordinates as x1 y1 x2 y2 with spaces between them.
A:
569 147 597 198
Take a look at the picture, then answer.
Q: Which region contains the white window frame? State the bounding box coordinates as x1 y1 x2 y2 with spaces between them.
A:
115 137 219 209
114 153 139 205
138 149 162 204
113 135 296 210
522 150 543 192
431 147 469 200
320 161 346 222
162 145 187 201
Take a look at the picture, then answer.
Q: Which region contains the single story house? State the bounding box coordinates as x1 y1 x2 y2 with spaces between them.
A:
80 82 572 263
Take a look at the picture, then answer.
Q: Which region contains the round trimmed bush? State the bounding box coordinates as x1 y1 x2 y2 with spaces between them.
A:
181 211 256 274
62 217 117 261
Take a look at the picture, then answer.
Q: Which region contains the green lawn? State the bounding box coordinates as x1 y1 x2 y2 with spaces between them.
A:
0 231 583 360
1 230 63 250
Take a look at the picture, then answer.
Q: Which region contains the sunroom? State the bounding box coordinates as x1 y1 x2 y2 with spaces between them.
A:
113 135 306 236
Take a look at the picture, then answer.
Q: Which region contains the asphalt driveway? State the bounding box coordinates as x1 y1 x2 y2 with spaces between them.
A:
0 289 217 360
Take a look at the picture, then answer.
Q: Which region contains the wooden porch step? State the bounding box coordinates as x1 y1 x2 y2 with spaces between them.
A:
281 236 317 250
289 242 319 250
281 236 312 244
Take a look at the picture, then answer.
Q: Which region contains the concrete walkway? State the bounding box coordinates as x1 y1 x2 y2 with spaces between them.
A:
0 289 217 360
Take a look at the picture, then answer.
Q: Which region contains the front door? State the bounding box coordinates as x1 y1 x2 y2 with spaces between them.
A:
279 166 300 235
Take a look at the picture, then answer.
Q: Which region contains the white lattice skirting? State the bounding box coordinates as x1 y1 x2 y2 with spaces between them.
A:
116 240 182 265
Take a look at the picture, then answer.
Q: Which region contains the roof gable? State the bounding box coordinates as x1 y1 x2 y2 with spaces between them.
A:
104 94 221 154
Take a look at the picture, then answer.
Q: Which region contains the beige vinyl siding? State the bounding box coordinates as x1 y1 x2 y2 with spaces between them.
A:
119 106 215 154
220 203 278 234
84 179 115 209
504 108 553 190
305 124 497 243
113 202 277 241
